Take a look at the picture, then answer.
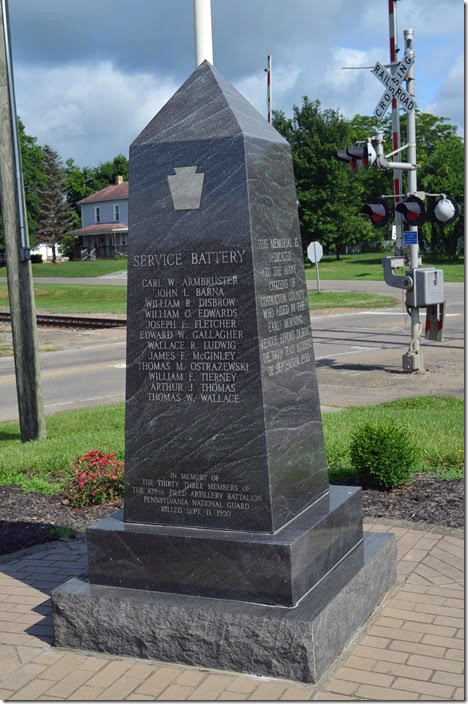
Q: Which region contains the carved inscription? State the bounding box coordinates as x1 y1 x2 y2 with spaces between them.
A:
131 472 262 520
129 238 311 523
256 236 313 376
133 248 247 406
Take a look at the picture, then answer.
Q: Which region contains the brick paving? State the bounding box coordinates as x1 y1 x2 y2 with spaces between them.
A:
0 520 463 701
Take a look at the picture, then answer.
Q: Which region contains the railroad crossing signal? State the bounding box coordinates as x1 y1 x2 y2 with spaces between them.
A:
336 142 377 171
361 199 391 228
395 195 426 225
372 52 416 118
335 148 360 170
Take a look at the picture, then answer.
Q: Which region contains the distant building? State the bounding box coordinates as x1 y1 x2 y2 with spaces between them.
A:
71 175 128 258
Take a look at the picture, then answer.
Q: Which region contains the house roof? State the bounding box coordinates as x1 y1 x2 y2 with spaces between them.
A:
70 222 128 236
78 181 129 205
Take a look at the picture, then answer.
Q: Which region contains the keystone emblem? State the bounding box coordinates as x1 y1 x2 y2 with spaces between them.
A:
168 166 204 210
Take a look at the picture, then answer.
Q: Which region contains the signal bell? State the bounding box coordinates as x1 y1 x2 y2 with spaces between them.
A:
432 197 459 226
361 198 390 228
395 195 426 225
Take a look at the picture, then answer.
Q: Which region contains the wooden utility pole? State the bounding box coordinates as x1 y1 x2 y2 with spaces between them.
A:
0 0 45 441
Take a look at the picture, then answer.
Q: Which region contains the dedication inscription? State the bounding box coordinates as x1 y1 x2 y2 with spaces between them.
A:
124 61 328 532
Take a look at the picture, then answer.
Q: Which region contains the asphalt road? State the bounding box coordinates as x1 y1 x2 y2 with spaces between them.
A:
0 279 463 421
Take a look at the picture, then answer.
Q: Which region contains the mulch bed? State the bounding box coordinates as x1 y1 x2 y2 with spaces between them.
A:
0 473 464 557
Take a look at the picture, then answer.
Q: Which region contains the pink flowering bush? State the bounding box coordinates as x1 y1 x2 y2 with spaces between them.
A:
66 450 124 508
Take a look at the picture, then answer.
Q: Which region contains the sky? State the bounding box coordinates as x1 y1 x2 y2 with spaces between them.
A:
7 0 464 168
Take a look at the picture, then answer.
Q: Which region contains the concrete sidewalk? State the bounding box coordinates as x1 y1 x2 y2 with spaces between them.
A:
0 521 463 701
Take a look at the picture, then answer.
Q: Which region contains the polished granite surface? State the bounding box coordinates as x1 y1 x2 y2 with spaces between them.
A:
89 486 363 606
54 532 396 683
124 61 327 532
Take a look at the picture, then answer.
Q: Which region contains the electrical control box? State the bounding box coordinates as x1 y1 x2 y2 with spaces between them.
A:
405 267 444 307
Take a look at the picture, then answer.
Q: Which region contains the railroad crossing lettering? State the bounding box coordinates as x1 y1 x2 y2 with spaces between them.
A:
375 91 393 119
372 53 416 118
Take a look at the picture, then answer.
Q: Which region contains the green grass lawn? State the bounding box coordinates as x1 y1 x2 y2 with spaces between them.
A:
0 397 462 496
0 283 127 314
29 259 127 278
0 284 395 316
305 253 464 282
308 291 398 309
324 396 464 482
0 405 125 493
3 253 462 282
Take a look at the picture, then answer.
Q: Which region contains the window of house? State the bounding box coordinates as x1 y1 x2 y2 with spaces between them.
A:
114 204 120 222
95 207 101 223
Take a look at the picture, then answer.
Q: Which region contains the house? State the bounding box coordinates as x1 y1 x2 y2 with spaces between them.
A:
71 175 128 258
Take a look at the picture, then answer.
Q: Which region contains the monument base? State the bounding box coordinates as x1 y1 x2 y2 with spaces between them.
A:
52 532 396 683
87 486 363 606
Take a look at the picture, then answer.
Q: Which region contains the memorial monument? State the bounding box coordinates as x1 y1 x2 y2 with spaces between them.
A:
52 61 396 683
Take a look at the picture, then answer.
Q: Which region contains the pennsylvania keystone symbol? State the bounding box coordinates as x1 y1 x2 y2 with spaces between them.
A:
168 166 205 210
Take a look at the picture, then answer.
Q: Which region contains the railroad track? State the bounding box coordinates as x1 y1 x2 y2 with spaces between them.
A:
0 311 126 328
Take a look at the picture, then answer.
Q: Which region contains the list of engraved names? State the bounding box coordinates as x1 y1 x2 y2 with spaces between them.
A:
133 249 246 406
130 241 312 522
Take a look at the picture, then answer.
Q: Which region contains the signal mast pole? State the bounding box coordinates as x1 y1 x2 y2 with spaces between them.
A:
402 28 423 372
388 0 403 253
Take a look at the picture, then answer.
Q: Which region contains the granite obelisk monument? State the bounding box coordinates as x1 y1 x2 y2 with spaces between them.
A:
52 62 396 683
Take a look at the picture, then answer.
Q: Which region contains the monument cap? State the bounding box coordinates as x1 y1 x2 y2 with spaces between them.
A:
132 60 288 147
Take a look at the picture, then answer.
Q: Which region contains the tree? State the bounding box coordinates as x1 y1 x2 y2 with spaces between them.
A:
274 101 463 260
64 159 96 228
35 145 73 262
273 98 376 258
0 119 45 251
409 113 464 259
364 110 464 258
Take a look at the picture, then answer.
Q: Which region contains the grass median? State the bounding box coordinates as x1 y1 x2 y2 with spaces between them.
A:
0 283 127 315
0 283 396 316
31 259 127 277
305 253 464 283
2 253 462 282
308 291 397 309
0 396 462 495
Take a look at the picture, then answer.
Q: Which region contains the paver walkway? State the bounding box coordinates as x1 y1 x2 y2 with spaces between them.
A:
0 520 463 701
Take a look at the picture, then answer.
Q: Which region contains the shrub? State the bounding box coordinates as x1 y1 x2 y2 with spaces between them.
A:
30 253 43 263
66 450 124 507
60 234 77 260
349 420 419 489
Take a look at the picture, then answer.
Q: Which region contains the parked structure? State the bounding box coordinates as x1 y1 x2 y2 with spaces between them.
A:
71 175 128 259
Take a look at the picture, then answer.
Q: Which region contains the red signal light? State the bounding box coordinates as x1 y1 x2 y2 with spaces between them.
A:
395 195 426 226
361 199 390 229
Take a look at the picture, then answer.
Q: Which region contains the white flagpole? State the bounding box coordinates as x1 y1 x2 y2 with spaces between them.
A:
193 0 213 67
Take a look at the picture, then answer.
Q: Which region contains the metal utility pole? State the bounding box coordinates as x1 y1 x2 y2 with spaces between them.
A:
265 54 272 123
388 0 403 253
0 0 45 441
401 28 423 372
193 0 213 67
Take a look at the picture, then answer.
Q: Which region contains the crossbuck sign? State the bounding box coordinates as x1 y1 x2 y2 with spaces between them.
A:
372 52 416 118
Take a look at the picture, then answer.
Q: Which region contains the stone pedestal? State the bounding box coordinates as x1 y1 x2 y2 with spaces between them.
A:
87 486 362 606
52 61 396 683
53 533 395 683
